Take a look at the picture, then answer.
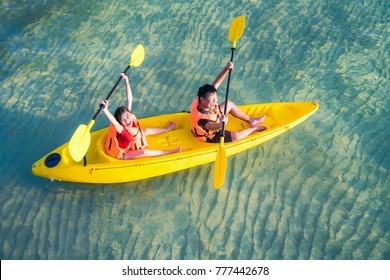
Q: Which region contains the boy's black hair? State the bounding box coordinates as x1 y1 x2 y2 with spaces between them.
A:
198 84 217 100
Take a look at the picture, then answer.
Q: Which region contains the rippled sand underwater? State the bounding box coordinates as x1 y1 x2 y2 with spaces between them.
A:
0 0 389 259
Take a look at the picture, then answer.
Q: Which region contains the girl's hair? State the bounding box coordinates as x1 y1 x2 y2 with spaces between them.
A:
114 106 131 124
198 84 217 100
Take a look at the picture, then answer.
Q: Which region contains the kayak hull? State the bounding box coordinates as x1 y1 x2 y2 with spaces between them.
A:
32 102 319 184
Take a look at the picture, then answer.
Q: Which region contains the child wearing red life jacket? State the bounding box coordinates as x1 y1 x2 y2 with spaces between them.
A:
190 62 267 143
101 73 181 159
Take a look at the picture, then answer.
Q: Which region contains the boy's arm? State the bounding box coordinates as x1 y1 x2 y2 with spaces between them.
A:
201 115 227 132
212 62 233 89
204 121 223 131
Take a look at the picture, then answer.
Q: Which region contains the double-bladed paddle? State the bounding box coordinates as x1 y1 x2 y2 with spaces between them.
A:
69 44 145 162
213 16 245 189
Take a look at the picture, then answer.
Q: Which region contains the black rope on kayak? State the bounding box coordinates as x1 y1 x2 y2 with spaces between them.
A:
83 156 87 167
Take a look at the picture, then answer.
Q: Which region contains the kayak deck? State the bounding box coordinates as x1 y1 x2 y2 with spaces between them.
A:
32 102 319 183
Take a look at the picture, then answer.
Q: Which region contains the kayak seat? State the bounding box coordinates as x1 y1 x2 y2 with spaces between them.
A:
95 131 114 162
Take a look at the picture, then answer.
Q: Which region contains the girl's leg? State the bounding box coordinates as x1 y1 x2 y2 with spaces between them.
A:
143 147 181 157
143 121 176 136
123 147 182 159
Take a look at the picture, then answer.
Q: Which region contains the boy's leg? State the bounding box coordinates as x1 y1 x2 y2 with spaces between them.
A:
219 100 266 125
230 126 267 141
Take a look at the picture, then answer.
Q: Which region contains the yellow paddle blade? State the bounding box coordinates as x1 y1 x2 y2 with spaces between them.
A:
228 15 245 48
213 139 227 190
129 44 145 67
68 120 95 162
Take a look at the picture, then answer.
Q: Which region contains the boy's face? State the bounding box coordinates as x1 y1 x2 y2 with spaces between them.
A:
200 92 218 110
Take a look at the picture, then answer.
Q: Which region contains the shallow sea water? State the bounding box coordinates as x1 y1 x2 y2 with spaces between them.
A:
0 0 389 259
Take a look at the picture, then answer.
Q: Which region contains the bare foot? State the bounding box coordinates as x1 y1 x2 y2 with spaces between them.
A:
249 115 266 126
166 121 176 131
168 147 182 154
254 125 268 132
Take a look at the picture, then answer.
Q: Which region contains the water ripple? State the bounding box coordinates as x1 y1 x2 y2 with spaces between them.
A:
1 0 389 260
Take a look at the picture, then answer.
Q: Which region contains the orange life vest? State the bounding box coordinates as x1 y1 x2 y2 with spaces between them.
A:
190 98 221 142
105 121 148 159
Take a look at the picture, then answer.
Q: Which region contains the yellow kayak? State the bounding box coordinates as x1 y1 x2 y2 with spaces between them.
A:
31 101 319 184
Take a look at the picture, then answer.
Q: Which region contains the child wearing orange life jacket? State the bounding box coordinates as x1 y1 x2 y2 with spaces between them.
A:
100 73 181 160
190 62 268 143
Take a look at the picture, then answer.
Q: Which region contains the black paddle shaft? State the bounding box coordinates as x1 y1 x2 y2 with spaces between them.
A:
220 47 236 137
92 65 131 120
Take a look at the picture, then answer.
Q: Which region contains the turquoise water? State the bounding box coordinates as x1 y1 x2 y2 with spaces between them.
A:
1 0 389 260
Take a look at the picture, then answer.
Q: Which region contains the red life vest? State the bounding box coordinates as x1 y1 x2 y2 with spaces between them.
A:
105 120 148 159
